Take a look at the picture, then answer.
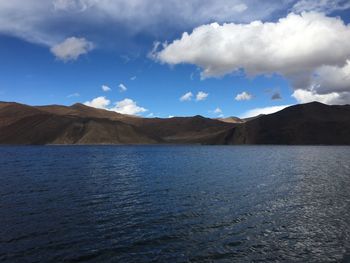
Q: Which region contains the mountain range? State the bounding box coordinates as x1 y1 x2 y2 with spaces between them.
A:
0 101 349 145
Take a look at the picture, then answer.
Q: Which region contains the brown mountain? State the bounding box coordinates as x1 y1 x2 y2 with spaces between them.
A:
216 116 245 124
0 101 349 145
0 102 233 145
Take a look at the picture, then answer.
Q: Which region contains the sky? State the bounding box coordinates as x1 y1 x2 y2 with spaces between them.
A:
1 0 350 118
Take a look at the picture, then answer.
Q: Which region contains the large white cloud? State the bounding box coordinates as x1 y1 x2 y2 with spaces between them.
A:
0 0 294 47
291 60 350 103
84 96 147 115
50 37 94 61
154 12 350 104
291 89 350 104
310 60 350 95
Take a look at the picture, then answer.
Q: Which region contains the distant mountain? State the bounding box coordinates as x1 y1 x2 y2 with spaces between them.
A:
0 102 233 145
0 101 349 145
216 116 245 124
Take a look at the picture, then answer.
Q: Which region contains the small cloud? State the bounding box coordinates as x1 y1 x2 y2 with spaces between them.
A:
271 91 282 100
196 91 209 101
84 96 147 116
111 98 147 115
50 37 94 61
102 85 111 92
119 83 127 92
67 92 80 98
147 113 154 118
235 91 252 101
210 107 224 117
214 107 222 114
168 115 175 118
130 76 137 81
240 105 292 118
190 72 195 80
84 96 110 109
120 55 131 63
180 92 193 102
120 52 140 63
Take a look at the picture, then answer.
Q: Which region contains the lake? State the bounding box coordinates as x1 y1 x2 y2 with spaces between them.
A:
1 146 350 262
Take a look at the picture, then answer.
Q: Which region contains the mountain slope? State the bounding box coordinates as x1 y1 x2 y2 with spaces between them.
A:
0 103 158 144
216 116 245 124
0 102 233 145
0 101 349 145
124 115 234 144
226 102 350 145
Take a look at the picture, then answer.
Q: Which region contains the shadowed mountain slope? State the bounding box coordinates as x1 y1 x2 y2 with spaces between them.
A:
0 101 349 145
123 115 234 144
226 102 350 145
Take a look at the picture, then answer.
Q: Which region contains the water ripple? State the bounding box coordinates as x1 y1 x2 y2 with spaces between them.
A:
0 145 350 262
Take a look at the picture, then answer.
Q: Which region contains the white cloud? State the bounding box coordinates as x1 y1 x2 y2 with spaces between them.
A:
84 96 147 115
84 96 111 109
235 91 252 101
67 92 80 98
214 107 222 114
50 37 94 61
290 60 350 104
309 60 350 95
292 0 350 14
102 85 111 92
0 0 293 48
241 105 292 118
130 76 137 81
51 0 250 21
155 12 350 104
180 92 193 102
119 83 127 92
291 89 350 104
196 91 209 101
111 98 147 115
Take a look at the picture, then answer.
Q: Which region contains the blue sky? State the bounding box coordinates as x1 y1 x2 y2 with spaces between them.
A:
1 0 350 118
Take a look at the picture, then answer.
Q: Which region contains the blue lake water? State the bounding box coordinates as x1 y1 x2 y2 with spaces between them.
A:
1 146 350 262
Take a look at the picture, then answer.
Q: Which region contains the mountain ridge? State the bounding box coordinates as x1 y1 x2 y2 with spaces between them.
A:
0 101 349 145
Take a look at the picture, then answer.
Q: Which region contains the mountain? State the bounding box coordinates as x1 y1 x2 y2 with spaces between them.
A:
0 102 233 145
216 116 245 124
225 102 350 145
0 101 349 145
